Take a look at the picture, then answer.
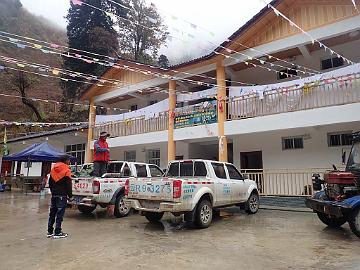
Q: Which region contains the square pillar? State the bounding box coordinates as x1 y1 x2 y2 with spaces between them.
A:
168 80 176 162
216 60 228 162
85 97 96 163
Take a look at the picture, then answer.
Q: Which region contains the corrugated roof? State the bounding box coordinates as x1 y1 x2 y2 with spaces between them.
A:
3 124 88 144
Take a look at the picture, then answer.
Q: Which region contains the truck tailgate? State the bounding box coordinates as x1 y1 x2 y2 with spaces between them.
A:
128 178 175 201
72 177 93 196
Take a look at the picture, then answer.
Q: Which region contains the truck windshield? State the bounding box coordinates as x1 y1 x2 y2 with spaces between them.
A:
347 141 360 171
166 161 207 177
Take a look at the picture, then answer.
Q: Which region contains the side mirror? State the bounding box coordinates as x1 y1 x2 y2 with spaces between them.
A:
342 150 346 165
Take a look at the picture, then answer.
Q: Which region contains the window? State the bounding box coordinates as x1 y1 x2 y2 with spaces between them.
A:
122 164 131 177
278 68 298 80
149 165 163 177
211 163 227 179
65 143 85 164
124 151 136 162
321 57 344 70
194 161 207 177
226 164 243 180
328 132 352 147
149 100 158 106
167 162 179 177
282 137 304 150
147 149 160 167
130 105 138 111
107 162 124 173
135 164 148 177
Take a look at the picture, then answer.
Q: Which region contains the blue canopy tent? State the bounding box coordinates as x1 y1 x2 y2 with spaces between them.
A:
3 142 76 194
3 142 76 162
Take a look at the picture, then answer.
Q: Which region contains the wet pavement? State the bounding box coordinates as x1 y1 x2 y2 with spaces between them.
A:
0 191 359 270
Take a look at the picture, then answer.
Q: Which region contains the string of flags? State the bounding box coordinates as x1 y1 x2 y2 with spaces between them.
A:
68 0 314 79
0 54 170 94
104 0 319 76
0 92 127 112
0 32 256 88
262 0 356 65
0 120 87 127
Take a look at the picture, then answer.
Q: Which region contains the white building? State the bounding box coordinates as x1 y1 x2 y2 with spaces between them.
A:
81 0 360 195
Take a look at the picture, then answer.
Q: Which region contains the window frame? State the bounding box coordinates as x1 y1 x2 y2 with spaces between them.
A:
282 136 304 150
124 150 136 162
321 57 344 70
148 164 163 177
65 143 86 165
327 131 353 147
146 149 161 167
211 162 228 180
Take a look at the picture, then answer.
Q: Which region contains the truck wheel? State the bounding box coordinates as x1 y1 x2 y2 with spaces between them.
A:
245 193 259 214
144 212 164 223
78 205 96 214
195 199 213 229
348 207 360 238
114 194 131 218
316 212 347 227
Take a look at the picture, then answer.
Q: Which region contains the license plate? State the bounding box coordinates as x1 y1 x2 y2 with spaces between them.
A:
72 196 84 204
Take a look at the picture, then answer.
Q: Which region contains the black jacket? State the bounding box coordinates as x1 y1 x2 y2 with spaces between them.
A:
49 176 72 197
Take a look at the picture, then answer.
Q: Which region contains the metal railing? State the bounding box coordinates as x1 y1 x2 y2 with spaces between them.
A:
94 113 168 139
240 167 345 197
228 79 360 120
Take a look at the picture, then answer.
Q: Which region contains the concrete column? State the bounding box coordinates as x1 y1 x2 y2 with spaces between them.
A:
85 97 96 163
168 80 176 162
216 60 228 162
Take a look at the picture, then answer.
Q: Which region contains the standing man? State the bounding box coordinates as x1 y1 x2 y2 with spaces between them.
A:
93 131 110 177
47 155 72 239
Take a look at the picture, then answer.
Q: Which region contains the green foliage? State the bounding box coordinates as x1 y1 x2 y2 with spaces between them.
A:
62 0 127 117
117 0 168 64
157 54 169 68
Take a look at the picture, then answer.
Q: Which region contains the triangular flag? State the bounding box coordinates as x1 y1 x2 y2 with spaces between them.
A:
34 44 43 49
52 69 60 75
71 0 83 6
16 43 26 49
16 63 25 68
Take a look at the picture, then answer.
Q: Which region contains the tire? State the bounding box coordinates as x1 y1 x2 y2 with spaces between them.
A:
245 193 260 214
78 205 96 214
348 207 360 238
114 193 131 218
316 212 347 227
195 199 213 229
144 212 164 223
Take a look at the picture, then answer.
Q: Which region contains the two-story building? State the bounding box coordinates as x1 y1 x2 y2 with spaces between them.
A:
81 0 360 196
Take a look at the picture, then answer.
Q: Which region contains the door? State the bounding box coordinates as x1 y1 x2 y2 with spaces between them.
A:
211 162 231 205
240 151 263 193
225 164 247 202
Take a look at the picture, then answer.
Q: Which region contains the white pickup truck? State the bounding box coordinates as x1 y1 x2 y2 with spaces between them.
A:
125 160 259 228
71 161 164 218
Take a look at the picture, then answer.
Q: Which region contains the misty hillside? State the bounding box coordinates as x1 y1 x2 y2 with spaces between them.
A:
0 0 67 126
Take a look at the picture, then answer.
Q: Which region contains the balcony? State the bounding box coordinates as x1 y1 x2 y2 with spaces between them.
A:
93 72 360 139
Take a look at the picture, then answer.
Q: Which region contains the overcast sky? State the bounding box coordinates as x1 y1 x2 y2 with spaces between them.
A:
21 0 266 63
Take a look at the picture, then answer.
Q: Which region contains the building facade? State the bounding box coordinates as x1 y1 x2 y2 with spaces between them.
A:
81 0 360 195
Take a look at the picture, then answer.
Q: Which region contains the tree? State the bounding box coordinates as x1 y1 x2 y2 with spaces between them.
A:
62 0 127 117
6 70 44 121
157 54 169 68
117 0 168 64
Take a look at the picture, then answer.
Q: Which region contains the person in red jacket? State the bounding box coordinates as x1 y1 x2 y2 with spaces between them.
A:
93 131 110 177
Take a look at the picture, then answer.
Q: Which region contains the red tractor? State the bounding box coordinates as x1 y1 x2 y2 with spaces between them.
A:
306 132 360 238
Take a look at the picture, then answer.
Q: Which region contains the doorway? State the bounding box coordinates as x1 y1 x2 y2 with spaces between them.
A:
240 151 263 170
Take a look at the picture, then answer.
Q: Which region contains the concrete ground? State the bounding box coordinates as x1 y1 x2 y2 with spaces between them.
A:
0 192 359 270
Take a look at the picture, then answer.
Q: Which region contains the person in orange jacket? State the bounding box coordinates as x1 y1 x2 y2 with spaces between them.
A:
47 155 72 239
93 131 110 177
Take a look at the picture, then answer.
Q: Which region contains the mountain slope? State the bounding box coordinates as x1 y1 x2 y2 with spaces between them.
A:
0 0 67 124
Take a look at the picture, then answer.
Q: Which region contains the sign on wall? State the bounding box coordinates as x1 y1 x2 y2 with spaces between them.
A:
174 100 217 129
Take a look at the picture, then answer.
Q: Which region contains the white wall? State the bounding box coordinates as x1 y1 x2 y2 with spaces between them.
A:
232 122 357 170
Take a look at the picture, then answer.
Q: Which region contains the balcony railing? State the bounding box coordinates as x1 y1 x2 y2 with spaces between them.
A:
240 167 345 197
227 79 360 120
94 113 168 139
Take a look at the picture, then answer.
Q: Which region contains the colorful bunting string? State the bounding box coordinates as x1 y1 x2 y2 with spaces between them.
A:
263 0 356 65
0 120 87 127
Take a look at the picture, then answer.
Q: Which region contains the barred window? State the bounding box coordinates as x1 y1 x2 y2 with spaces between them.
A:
282 137 304 150
328 132 352 147
147 149 160 167
65 143 85 164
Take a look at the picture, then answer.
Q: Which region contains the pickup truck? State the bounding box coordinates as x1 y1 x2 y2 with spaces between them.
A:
125 160 259 228
70 161 164 218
